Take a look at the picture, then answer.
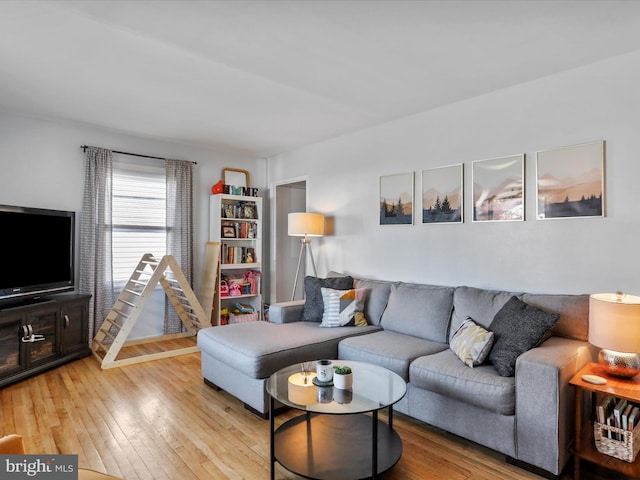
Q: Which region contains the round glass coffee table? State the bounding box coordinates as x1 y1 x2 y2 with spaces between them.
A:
266 360 406 480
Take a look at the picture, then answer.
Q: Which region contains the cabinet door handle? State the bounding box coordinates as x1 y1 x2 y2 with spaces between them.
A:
22 324 33 340
64 315 70 328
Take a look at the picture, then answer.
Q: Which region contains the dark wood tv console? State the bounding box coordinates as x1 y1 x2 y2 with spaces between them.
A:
0 294 91 388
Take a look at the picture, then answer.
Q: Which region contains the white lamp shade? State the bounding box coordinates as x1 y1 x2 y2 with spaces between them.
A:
589 293 640 353
288 212 324 237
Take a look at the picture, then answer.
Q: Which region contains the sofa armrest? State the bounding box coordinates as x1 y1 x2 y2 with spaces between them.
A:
514 336 597 475
268 300 305 324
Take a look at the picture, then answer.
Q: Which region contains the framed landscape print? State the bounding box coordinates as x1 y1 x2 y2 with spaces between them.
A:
380 172 414 225
536 141 605 220
472 154 524 222
421 164 463 224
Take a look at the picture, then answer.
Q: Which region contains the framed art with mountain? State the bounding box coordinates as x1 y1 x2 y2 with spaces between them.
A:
536 141 605 220
380 172 414 225
421 164 463 224
472 154 524 222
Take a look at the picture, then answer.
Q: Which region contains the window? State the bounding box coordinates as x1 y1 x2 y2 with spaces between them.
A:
112 161 166 287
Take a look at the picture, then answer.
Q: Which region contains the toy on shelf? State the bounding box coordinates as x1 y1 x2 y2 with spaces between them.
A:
234 303 255 314
211 179 224 194
220 280 229 297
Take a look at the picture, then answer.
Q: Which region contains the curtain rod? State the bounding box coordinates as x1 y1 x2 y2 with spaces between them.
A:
80 145 196 165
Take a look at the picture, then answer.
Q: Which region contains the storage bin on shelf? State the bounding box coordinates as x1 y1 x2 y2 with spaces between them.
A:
229 312 259 324
228 302 259 324
594 421 640 463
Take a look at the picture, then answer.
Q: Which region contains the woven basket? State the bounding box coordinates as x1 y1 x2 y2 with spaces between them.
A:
594 421 640 463
229 312 259 324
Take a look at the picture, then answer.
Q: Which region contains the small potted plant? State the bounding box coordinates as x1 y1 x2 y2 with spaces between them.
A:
332 365 353 389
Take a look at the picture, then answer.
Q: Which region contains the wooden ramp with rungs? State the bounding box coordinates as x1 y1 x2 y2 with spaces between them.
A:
92 253 212 369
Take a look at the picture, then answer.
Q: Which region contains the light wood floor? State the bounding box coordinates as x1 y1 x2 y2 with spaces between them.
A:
0 348 630 479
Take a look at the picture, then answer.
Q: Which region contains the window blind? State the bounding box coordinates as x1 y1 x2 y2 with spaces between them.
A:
112 161 166 286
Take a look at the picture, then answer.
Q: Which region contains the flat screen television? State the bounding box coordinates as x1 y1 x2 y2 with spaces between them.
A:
0 204 75 305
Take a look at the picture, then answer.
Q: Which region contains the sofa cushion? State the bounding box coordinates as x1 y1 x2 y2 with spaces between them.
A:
521 293 589 341
450 317 494 367
489 296 560 377
302 275 354 322
320 287 368 327
354 278 394 325
381 283 454 343
338 330 448 381
410 350 516 415
450 286 516 342
197 321 380 379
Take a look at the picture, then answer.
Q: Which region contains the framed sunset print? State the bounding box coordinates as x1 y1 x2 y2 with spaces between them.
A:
380 172 414 225
536 141 605 220
472 154 524 222
421 164 463 224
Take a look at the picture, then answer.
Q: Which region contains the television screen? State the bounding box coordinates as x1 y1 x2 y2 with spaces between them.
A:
0 205 75 302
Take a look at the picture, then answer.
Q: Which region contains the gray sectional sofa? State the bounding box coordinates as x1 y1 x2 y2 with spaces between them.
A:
197 275 596 478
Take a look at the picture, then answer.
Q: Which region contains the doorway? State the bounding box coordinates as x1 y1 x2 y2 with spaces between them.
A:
271 179 307 303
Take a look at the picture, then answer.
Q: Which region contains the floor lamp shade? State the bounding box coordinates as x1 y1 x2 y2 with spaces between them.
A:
288 212 324 301
589 292 640 378
288 212 325 237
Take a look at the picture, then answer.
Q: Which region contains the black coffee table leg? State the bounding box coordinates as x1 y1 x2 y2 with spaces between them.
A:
270 395 275 480
372 409 378 479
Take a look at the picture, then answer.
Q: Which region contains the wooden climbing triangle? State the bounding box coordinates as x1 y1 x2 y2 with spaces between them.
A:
92 253 212 369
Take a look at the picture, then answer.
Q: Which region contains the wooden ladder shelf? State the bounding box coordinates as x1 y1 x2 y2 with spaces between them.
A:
92 253 212 369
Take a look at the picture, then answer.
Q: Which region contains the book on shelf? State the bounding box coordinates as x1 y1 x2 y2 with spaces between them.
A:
222 243 257 264
221 221 257 239
221 201 258 220
606 413 615 439
614 398 628 437
596 395 616 424
595 395 639 438
629 406 639 431
622 403 634 431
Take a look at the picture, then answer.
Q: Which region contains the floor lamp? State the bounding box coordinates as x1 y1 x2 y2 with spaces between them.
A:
288 212 325 301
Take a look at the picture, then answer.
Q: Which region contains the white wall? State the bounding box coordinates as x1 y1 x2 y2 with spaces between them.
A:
0 112 265 336
267 49 640 296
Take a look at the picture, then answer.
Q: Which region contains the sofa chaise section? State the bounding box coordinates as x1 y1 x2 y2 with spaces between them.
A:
197 319 380 415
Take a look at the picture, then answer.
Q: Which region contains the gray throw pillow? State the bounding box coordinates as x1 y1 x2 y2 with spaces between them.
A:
302 275 354 322
489 296 560 377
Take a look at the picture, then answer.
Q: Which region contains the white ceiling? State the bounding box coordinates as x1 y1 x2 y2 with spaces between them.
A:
2 1 640 158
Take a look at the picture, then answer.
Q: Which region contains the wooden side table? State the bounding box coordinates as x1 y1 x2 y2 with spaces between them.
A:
569 362 640 479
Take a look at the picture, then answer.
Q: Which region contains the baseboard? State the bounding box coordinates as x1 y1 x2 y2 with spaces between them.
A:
506 456 560 480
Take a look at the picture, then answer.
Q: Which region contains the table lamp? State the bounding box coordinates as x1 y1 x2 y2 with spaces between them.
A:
288 212 324 301
589 292 640 378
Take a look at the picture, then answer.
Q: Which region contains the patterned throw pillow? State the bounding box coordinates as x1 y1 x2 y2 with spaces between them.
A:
449 317 495 367
320 288 369 327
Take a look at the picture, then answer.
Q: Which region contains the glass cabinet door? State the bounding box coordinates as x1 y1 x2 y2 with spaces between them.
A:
25 307 57 366
0 313 22 375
